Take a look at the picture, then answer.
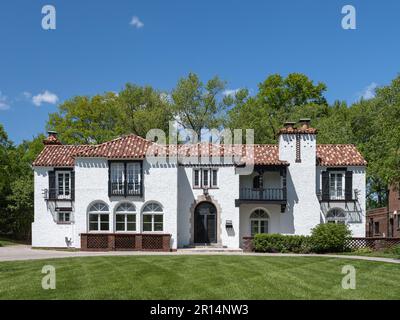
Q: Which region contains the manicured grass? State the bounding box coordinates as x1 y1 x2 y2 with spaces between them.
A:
341 251 400 260
0 255 399 299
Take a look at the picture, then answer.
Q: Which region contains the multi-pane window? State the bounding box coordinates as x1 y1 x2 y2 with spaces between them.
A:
115 202 136 232
110 163 124 195
126 163 141 195
110 162 142 196
88 202 110 232
326 208 346 224
374 222 380 234
193 169 218 188
56 171 71 198
329 172 345 200
142 202 163 232
250 209 269 236
57 212 71 223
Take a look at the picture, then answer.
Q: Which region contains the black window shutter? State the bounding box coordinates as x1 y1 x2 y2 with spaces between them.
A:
71 171 75 200
108 162 111 197
48 171 56 199
321 171 330 201
345 171 353 200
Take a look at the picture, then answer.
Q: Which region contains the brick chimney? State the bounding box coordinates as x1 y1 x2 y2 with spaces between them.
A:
43 131 62 145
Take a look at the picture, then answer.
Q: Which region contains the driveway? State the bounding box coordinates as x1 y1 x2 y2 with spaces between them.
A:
0 245 399 264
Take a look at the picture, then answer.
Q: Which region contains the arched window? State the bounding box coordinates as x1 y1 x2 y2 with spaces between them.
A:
142 202 163 232
253 175 263 189
88 202 109 231
250 209 269 236
326 208 346 224
115 202 136 232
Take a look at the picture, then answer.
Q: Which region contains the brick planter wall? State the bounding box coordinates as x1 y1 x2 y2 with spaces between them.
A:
242 236 254 252
81 233 171 252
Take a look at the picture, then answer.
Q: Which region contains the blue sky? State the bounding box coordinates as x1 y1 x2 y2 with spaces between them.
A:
1 0 399 143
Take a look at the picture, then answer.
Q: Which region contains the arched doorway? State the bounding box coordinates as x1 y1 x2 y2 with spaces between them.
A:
194 202 217 244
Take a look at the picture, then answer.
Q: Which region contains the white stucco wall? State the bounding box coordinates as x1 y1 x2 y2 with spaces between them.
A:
278 133 321 235
33 158 178 249
317 166 366 237
32 166 76 247
177 166 240 248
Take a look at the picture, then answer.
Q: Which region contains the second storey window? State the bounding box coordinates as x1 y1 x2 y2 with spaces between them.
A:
193 168 218 189
109 161 143 197
110 163 124 195
56 171 71 198
329 172 344 200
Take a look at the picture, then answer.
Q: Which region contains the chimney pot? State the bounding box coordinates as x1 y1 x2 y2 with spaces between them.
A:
283 121 296 130
298 118 311 129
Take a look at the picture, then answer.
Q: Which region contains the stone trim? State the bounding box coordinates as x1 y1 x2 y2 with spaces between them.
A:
189 195 223 245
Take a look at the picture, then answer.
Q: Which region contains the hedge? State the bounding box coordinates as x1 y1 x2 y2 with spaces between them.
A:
253 223 351 253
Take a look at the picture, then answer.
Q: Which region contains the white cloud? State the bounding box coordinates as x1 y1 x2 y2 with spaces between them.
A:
222 88 240 97
129 16 144 29
32 90 59 106
0 92 10 110
359 82 378 100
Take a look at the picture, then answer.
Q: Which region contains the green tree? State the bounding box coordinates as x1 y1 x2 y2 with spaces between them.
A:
228 73 328 143
171 73 233 134
48 84 173 145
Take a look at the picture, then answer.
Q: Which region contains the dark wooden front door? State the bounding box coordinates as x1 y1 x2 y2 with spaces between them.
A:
194 202 217 244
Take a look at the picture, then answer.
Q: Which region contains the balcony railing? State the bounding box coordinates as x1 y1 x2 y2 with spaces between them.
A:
317 189 359 202
43 188 74 200
110 182 142 197
239 188 286 201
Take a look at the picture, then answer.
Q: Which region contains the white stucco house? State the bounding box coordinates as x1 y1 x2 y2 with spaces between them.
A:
32 119 367 251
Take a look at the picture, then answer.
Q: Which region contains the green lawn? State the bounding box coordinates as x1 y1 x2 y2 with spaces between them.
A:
0 255 399 300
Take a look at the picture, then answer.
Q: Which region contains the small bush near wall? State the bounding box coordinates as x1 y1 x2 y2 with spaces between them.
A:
253 234 313 254
310 223 351 253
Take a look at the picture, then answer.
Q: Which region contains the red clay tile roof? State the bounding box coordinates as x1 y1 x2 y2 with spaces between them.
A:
316 144 367 166
74 134 153 159
32 145 92 167
32 135 367 167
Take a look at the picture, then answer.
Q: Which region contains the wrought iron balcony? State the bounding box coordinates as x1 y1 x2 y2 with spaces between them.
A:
43 188 74 201
238 188 286 201
109 182 142 197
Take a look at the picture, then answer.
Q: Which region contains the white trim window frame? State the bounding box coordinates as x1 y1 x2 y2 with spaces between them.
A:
115 203 137 232
193 168 218 189
329 171 345 200
250 209 269 236
110 163 125 194
56 171 71 199
126 162 141 195
88 203 110 232
142 203 164 232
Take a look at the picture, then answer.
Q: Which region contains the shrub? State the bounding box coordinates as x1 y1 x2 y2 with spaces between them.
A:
253 234 311 253
354 247 373 254
385 245 400 257
310 223 351 253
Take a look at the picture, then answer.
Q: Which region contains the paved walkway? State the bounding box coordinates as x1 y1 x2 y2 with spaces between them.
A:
0 245 399 264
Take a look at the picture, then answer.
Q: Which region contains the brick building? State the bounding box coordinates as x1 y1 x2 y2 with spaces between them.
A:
366 184 400 238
